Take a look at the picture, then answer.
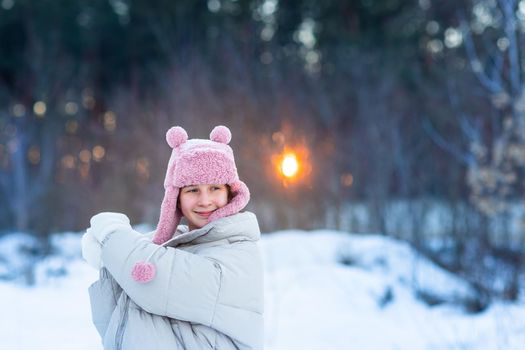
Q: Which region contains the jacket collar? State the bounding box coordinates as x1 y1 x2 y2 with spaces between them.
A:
161 211 260 248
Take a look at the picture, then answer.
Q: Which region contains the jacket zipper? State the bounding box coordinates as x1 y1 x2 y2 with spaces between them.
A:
114 294 130 350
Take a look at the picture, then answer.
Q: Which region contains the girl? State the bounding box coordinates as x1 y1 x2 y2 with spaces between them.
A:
82 126 264 350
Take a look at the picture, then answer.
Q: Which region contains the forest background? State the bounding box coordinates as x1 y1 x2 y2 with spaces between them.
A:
1 0 525 302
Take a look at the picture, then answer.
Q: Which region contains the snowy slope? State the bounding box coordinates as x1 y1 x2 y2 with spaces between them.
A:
262 231 525 349
0 229 524 350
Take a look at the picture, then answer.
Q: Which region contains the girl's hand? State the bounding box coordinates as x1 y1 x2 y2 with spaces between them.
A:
81 230 103 269
88 212 131 244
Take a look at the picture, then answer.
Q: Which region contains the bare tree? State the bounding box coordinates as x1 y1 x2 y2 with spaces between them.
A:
424 0 525 300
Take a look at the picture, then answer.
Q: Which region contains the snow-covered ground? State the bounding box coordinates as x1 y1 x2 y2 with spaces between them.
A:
1 229 524 349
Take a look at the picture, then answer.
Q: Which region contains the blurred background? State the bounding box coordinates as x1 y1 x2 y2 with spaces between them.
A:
1 0 525 340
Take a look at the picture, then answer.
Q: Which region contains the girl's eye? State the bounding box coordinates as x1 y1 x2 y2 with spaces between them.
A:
187 188 198 193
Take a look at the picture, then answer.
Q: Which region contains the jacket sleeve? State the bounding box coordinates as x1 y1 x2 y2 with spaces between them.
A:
88 268 123 339
101 228 222 327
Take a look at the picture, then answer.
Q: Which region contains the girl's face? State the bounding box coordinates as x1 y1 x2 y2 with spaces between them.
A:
179 184 229 230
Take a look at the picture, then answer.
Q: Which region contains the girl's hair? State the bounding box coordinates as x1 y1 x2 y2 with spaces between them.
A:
226 184 233 202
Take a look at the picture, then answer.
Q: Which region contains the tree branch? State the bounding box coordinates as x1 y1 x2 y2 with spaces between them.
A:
422 118 474 166
497 0 521 95
460 16 503 94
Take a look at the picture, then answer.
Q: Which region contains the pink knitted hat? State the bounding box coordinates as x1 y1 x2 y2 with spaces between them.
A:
153 125 250 244
131 125 250 283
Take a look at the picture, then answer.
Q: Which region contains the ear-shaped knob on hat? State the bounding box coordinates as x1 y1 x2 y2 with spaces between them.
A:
210 125 231 144
166 126 188 148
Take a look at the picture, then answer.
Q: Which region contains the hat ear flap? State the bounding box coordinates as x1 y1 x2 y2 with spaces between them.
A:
153 187 182 244
166 126 188 148
208 181 250 222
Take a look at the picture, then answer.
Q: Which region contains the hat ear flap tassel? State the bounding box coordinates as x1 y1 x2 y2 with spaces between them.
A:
132 261 156 283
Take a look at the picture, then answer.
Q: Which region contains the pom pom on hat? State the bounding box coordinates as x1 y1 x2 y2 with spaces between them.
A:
166 126 188 148
132 261 156 283
210 125 231 144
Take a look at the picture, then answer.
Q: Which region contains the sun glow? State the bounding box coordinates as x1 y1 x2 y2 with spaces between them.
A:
281 153 299 178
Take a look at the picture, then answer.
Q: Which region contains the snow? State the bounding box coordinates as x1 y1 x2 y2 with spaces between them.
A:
1 229 524 349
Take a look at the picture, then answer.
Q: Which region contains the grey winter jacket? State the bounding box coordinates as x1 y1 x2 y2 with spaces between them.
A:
88 212 264 350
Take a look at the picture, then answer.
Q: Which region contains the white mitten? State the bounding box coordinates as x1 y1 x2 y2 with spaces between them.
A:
88 212 131 244
81 230 103 269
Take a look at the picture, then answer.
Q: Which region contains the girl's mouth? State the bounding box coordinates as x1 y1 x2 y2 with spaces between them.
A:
195 211 213 218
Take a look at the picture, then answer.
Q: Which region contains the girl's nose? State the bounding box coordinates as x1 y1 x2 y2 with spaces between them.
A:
197 192 212 205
